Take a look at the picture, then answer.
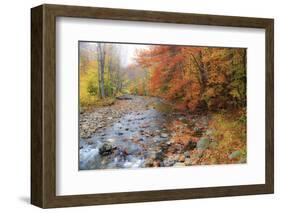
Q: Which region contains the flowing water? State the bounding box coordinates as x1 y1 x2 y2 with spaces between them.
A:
79 96 171 170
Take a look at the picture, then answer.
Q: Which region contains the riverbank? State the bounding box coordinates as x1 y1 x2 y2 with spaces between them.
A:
79 95 246 170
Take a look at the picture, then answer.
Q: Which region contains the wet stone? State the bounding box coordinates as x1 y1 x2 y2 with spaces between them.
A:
163 158 175 167
160 133 169 138
99 143 116 156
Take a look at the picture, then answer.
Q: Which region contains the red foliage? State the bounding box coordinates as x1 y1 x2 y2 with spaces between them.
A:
135 45 246 112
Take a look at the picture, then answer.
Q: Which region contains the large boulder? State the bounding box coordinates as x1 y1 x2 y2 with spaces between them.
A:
99 142 116 156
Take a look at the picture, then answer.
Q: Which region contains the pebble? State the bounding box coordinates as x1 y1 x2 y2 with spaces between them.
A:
163 158 175 167
173 162 185 167
184 158 191 166
184 151 190 158
160 133 168 138
178 155 185 162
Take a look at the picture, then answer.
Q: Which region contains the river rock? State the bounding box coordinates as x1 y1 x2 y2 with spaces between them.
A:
149 150 163 160
173 154 179 161
166 140 173 145
228 150 241 160
178 155 185 162
99 143 116 156
97 124 104 128
144 158 154 167
163 158 175 167
153 137 162 143
159 142 169 150
197 137 210 150
205 129 214 136
239 157 246 163
184 151 190 158
81 134 91 139
173 162 185 167
160 133 168 138
106 138 115 143
153 161 160 167
184 158 191 166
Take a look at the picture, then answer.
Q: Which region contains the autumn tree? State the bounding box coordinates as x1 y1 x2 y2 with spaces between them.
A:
202 48 246 110
135 45 246 112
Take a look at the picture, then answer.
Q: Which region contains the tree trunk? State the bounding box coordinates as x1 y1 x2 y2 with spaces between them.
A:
97 43 106 99
108 55 114 96
191 52 207 95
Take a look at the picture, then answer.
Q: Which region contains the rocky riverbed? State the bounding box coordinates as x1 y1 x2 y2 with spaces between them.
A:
79 95 214 170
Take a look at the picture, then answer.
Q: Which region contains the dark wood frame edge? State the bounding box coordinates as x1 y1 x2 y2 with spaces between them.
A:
31 4 274 208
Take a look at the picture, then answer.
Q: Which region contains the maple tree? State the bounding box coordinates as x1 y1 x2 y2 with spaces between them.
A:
135 45 246 112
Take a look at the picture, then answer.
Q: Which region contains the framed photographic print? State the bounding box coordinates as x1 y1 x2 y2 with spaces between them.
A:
31 4 274 208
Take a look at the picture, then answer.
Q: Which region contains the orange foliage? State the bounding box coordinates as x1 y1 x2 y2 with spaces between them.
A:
136 45 246 112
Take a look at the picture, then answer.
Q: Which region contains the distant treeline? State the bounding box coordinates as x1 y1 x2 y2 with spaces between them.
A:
80 43 246 112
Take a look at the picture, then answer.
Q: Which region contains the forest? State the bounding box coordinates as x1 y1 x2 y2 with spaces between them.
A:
79 42 247 170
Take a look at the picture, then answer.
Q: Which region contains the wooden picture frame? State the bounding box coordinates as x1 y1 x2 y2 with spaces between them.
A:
31 4 274 208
